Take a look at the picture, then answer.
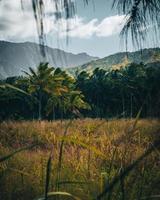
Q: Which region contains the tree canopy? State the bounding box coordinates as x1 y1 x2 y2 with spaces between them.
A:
0 62 160 120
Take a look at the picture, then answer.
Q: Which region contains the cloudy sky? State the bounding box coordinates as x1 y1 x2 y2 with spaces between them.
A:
0 0 159 57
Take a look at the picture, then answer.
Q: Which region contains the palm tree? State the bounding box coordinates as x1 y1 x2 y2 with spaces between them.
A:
46 68 90 119
23 63 60 120
45 68 73 120
65 90 90 117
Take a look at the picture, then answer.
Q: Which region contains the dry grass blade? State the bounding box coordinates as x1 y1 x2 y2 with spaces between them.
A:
141 195 160 199
96 140 160 200
120 167 125 200
131 106 143 133
57 136 106 159
108 147 117 177
56 120 72 189
37 191 82 200
44 153 52 200
57 181 89 185
8 168 32 177
0 144 37 163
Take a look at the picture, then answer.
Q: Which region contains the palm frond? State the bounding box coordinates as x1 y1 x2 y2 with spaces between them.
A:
113 0 160 48
29 67 37 77
0 83 30 96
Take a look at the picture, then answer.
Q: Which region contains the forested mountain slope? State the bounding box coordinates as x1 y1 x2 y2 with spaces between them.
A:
68 48 160 74
0 41 98 78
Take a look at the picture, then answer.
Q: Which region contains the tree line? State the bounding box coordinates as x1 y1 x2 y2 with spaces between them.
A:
0 62 160 120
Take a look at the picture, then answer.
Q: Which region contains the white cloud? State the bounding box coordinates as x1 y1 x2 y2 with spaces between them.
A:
54 15 126 39
0 0 37 40
0 0 62 40
96 15 126 37
0 0 126 41
53 17 98 38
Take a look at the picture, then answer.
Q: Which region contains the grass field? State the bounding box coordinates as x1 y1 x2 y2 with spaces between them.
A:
0 119 160 200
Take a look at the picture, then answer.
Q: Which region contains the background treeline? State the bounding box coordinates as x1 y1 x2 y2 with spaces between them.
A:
0 62 160 120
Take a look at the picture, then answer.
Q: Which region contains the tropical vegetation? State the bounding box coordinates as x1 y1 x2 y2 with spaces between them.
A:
0 62 160 120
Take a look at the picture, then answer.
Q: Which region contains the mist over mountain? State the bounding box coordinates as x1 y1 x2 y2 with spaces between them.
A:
0 41 98 78
68 48 160 74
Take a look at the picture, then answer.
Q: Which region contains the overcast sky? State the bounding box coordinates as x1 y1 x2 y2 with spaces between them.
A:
0 0 159 57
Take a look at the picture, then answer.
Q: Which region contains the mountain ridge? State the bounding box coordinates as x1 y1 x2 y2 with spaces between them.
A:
68 47 160 74
0 41 160 78
0 41 98 78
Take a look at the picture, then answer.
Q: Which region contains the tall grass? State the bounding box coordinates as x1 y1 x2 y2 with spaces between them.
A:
0 119 160 200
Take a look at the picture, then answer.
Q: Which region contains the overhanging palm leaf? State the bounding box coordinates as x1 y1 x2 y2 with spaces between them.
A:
26 0 160 50
113 0 160 47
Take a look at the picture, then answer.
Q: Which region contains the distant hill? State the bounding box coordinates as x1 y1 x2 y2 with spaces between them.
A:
0 41 98 78
68 48 160 74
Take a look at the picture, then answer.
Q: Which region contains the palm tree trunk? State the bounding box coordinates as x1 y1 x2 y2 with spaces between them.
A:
52 105 55 121
130 93 133 119
122 94 125 118
61 109 63 122
38 92 42 121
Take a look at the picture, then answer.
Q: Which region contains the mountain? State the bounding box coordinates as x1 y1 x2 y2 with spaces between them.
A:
68 48 160 74
1 41 160 79
0 41 98 78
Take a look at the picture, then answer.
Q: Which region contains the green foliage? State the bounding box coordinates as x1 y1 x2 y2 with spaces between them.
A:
76 62 160 118
0 63 89 121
